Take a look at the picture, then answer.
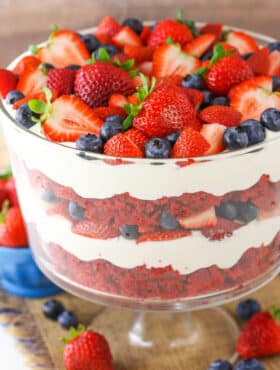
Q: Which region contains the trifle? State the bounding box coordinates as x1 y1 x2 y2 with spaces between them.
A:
1 12 280 308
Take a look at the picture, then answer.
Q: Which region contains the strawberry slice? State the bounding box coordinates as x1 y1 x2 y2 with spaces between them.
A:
178 207 218 230
201 217 241 240
95 16 122 44
181 88 204 111
183 33 216 58
200 23 223 42
171 127 210 158
247 47 270 75
140 26 151 44
153 43 201 79
104 132 144 158
43 95 103 142
268 50 280 77
137 230 191 244
124 45 154 63
13 55 41 75
226 31 259 54
138 61 153 76
124 128 148 150
229 75 273 99
108 93 128 109
112 26 143 48
200 123 226 155
0 69 17 98
17 68 47 96
199 106 242 127
72 220 119 239
38 30 90 68
92 106 127 120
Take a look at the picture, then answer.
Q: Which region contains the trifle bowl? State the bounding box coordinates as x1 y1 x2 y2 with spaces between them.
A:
1 13 280 368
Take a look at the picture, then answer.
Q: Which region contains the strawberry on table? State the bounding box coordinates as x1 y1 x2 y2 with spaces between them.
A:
226 31 259 55
0 69 18 98
199 105 242 127
171 127 210 158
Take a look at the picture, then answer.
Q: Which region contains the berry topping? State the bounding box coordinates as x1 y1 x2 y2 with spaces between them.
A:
42 299 65 320
6 90 25 105
260 108 280 131
216 201 239 221
236 299 262 320
200 123 226 154
94 44 120 59
68 200 85 220
46 68 76 96
207 359 233 370
80 34 100 53
95 16 122 44
223 127 249 150
100 115 123 141
112 26 142 48
58 311 79 330
119 224 139 239
122 18 144 35
182 74 205 90
0 69 18 99
172 127 210 158
183 33 216 58
268 41 280 53
13 55 41 75
104 133 144 158
166 131 180 146
235 359 265 370
159 211 180 230
226 31 259 55
240 120 266 145
144 138 171 158
199 105 242 127
75 134 104 153
17 67 48 96
211 96 229 106
15 103 37 128
200 23 223 42
236 201 259 223
178 207 217 230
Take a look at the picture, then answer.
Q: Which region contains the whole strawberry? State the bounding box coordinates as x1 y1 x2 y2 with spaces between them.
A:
46 68 76 96
236 306 280 358
148 19 193 47
63 326 113 370
74 61 135 108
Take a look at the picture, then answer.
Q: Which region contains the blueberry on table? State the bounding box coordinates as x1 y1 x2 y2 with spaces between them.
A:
268 41 280 53
100 115 123 142
207 359 233 370
58 311 79 330
240 120 266 145
166 131 180 146
68 200 85 221
42 299 65 320
272 76 280 91
211 96 229 106
145 138 171 158
182 74 205 90
95 44 120 59
6 90 24 105
119 225 139 240
159 211 179 230
41 189 60 203
236 299 261 320
260 108 280 131
76 134 103 153
122 18 144 35
15 103 37 128
81 34 100 53
235 359 265 370
215 201 238 221
65 64 81 71
223 127 249 150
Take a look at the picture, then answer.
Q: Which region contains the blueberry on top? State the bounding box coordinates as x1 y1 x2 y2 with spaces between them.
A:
6 90 25 105
15 103 36 128
42 299 65 320
272 76 280 91
159 211 179 230
119 225 139 240
215 201 238 221
207 359 233 370
68 200 85 220
122 18 144 35
57 311 79 330
65 64 81 71
211 96 229 106
240 120 266 145
182 74 205 90
236 299 261 320
235 359 265 370
223 127 249 150
95 44 120 59
81 34 100 53
76 134 103 153
268 41 280 53
260 108 280 131
100 115 123 142
41 189 60 203
166 131 180 146
145 138 171 158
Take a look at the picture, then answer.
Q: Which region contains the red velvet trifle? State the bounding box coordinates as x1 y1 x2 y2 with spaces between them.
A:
1 13 280 308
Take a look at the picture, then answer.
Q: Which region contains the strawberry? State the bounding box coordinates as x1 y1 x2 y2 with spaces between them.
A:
104 132 144 158
171 127 210 158
38 30 90 68
17 68 47 96
200 123 226 155
13 55 41 75
0 69 18 98
230 76 280 121
201 217 241 240
153 43 201 79
124 45 154 63
140 25 151 44
63 326 113 370
137 230 191 244
148 19 193 48
124 128 148 150
216 42 239 54
138 61 153 76
236 307 280 358
74 61 135 108
133 85 200 137
46 68 76 96
110 53 130 64
92 106 127 120
0 202 28 247
4 177 19 207
200 23 223 42
267 50 280 77
199 106 242 127
112 26 143 48
205 55 254 95
247 47 270 75
43 95 103 142
178 207 218 229
226 31 259 55
72 221 119 239
183 33 216 58
108 93 128 108
95 15 122 44
180 88 204 111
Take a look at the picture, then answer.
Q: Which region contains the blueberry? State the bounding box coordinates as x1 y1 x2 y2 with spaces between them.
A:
65 64 81 71
145 138 171 158
15 103 36 128
166 132 180 146
268 41 280 53
100 115 123 141
201 50 213 61
240 120 266 145
236 201 259 223
211 96 229 106
122 18 144 35
95 44 120 59
42 299 65 320
159 211 179 230
40 63 54 73
216 201 238 221
260 108 280 131
235 359 265 370
272 76 280 91
242 52 253 60
207 359 233 370
81 34 100 53
6 90 25 105
57 311 79 330
68 200 85 220
41 189 60 203
75 134 103 153
223 127 249 150
119 225 139 240
150 23 157 31
236 299 261 320
182 74 205 90
201 90 215 109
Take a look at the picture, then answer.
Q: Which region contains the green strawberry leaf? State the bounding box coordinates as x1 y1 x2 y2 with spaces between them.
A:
0 167 12 180
193 67 209 78
29 44 39 56
86 53 97 64
129 69 139 78
61 325 85 344
28 100 47 115
49 24 59 42
0 200 10 224
166 36 175 45
42 87 52 104
269 305 280 323
98 48 111 63
210 44 226 65
122 114 135 131
176 9 184 23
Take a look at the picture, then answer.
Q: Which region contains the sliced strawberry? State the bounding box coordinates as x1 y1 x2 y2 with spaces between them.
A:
95 16 122 44
38 30 90 68
153 43 201 79
137 230 191 244
181 88 204 111
127 95 140 105
200 123 226 155
0 69 18 98
268 50 280 77
200 23 223 42
92 106 127 120
112 26 143 48
247 47 270 75
226 31 259 55
124 128 148 150
178 207 217 230
138 61 153 76
17 68 47 96
13 55 41 75
72 220 119 239
229 75 273 99
104 133 144 158
171 127 210 158
4 177 19 207
43 95 103 142
140 26 151 44
183 33 216 58
124 45 154 63
199 106 242 127
108 93 128 109
201 217 242 240
216 42 239 54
